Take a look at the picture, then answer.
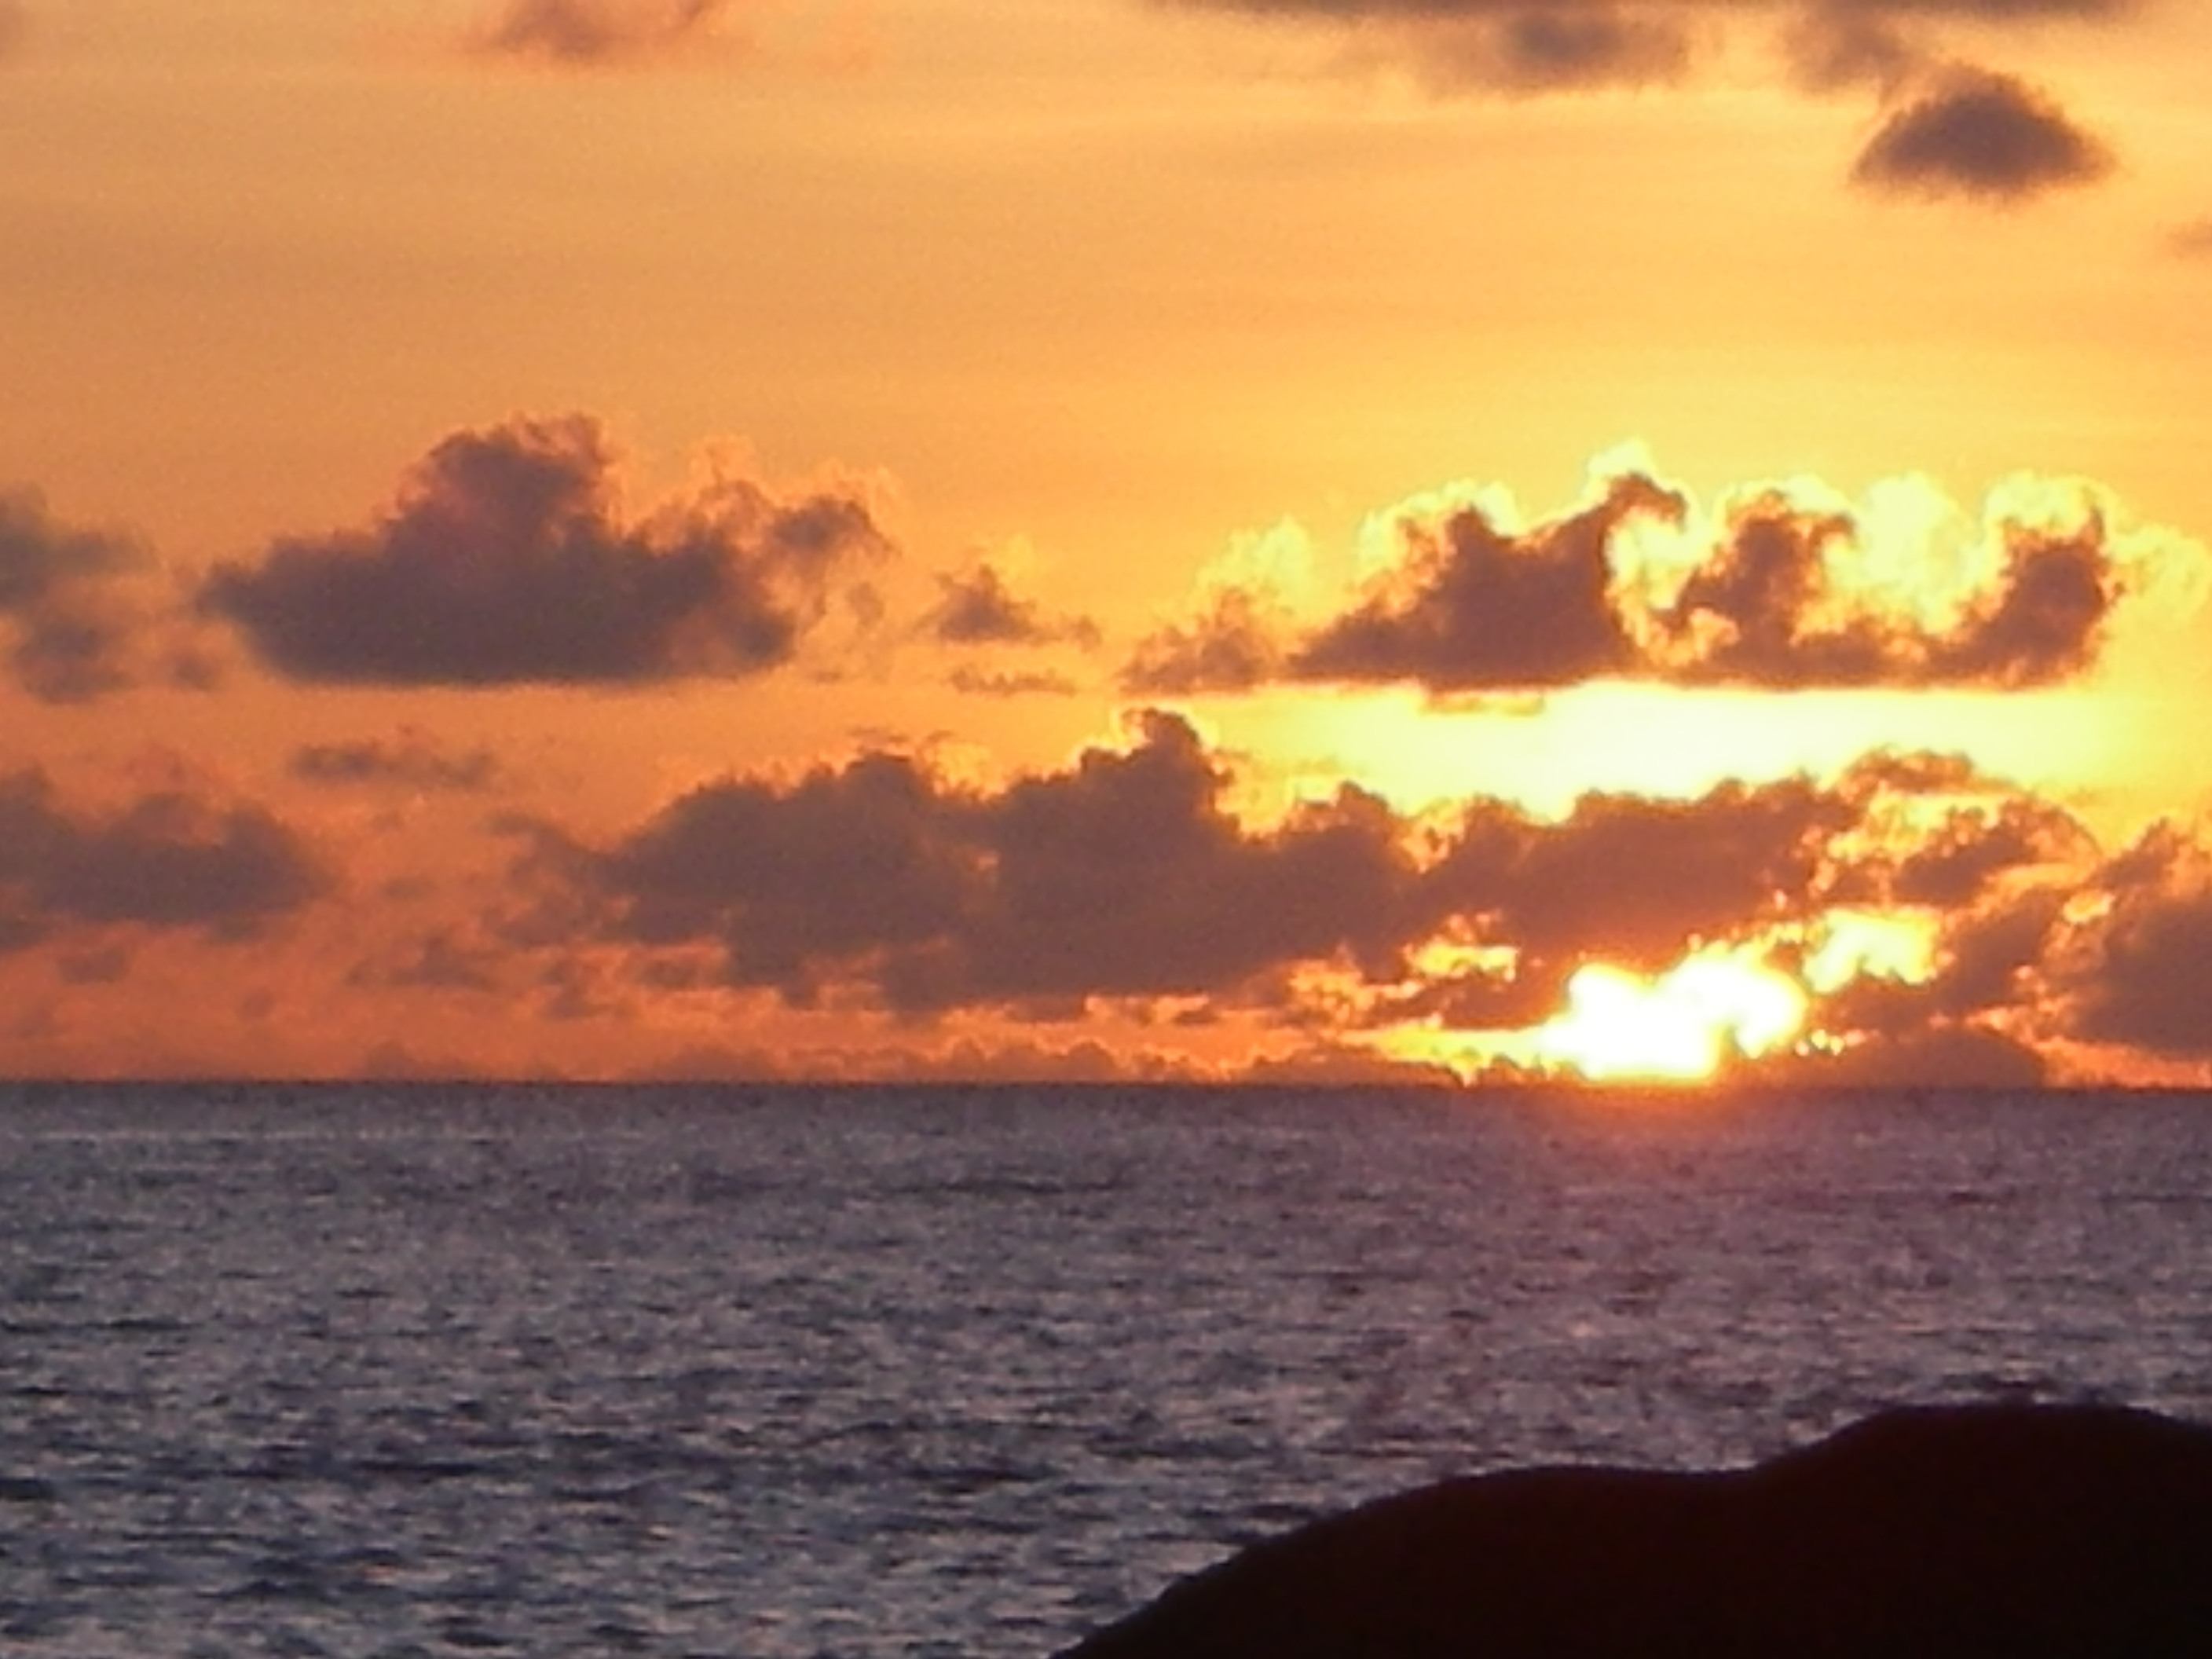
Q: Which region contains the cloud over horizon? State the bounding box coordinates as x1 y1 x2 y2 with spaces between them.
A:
487 709 2212 1076
573 709 1423 1012
202 416 891 687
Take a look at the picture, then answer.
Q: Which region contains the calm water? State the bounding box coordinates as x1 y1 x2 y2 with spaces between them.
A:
4 1082 2212 1657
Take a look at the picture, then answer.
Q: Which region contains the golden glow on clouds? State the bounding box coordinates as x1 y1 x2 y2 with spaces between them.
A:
1802 908 1937 994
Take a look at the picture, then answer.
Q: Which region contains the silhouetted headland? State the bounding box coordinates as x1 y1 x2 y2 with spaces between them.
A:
1058 1402 2212 1659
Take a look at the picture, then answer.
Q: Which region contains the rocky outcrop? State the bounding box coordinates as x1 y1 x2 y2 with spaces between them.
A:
1059 1403 2212 1659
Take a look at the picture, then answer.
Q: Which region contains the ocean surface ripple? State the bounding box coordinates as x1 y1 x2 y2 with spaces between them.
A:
4 1082 2210 1657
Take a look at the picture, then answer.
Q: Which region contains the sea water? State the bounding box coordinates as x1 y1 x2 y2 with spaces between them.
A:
4 1082 2211 1657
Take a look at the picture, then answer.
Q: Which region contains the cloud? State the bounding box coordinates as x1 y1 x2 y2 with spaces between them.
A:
1163 0 2126 196
587 746 983 1003
0 767 326 950
947 665 1086 699
2049 826 2212 1057
203 416 890 687
925 561 1102 650
348 928 504 993
467 0 734 66
1877 797 2091 909
1753 1020 2051 1088
289 732 503 793
1804 796 2212 1067
1807 886 2061 1042
555 714 1887 1035
1350 4 1699 95
1426 775 1854 981
0 489 163 703
581 710 1425 1011
496 707 2212 1079
1851 68 2115 202
1172 0 1703 96
0 3 27 60
2166 218 2212 259
1292 474 1674 690
1648 492 2129 687
1123 587 1295 695
1170 1 2128 71
1128 462 2170 694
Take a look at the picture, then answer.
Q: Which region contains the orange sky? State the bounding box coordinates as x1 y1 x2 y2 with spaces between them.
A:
5 0 2212 1084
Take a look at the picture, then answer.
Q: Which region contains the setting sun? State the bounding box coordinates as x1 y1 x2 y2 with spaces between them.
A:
1536 950 1808 1082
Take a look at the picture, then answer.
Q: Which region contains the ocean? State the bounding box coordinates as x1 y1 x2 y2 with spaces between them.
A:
3 1082 2210 1657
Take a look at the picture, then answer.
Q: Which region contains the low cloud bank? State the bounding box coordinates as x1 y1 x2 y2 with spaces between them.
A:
492 709 2212 1075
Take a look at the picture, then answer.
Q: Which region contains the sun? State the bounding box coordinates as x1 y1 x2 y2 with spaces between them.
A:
1535 947 1807 1083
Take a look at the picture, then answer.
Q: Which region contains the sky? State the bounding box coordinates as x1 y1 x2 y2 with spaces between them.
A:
5 0 2212 1085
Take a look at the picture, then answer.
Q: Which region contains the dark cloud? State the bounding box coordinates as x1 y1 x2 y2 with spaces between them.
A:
1753 1020 2050 1088
956 717 1420 1005
1807 803 2212 1067
1132 468 2141 694
1780 7 1921 93
1651 493 1877 683
1172 1 2126 60
1123 588 1292 695
1642 491 2132 687
1172 2 2122 15
347 928 504 993
1426 776 1853 982
1242 1040 1465 1088
947 665 1085 699
1166 0 2126 196
203 416 888 687
1796 757 2087 1044
1926 887 2064 1013
519 709 2212 1079
1291 474 1675 690
468 0 729 66
1810 885 2063 1042
926 562 1101 650
585 711 1423 1011
1851 68 2114 201
563 715 1881 1031
594 748 983 1004
1365 4 1697 94
290 732 503 793
0 768 326 949
0 489 155 703
1344 957 1566 1031
2051 826 2212 1057
1882 797 2091 906
1483 8 1691 91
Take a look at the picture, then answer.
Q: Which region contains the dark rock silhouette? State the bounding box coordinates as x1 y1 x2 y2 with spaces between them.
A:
1059 1403 2212 1659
